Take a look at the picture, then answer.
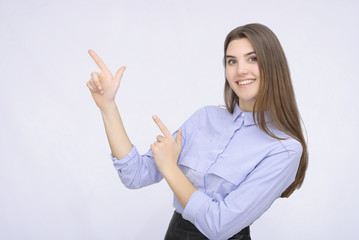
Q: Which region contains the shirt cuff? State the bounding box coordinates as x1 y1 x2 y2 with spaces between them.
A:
111 145 137 169
182 190 211 223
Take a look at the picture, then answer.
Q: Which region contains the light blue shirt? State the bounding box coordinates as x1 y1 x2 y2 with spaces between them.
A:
111 104 302 240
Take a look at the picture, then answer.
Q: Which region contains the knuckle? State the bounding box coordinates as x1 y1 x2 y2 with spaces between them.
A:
87 82 93 90
89 81 96 87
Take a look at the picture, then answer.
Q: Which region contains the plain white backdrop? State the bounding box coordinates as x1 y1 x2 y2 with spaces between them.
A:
1 0 358 239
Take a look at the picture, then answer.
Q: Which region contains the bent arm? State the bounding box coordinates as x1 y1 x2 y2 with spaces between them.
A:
162 165 197 208
101 102 133 160
86 50 132 160
112 127 188 189
182 144 302 240
112 146 164 189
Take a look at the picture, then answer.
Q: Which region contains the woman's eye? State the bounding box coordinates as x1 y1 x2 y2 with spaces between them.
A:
249 57 257 62
227 59 236 65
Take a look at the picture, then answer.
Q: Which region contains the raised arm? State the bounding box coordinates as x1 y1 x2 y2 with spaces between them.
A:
86 49 132 159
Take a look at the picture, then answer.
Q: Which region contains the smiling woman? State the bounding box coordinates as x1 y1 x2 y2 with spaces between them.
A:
225 38 261 112
223 24 308 198
86 23 308 240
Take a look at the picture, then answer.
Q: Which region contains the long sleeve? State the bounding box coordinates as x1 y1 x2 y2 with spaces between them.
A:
111 123 191 189
110 107 204 189
182 139 302 240
111 145 163 189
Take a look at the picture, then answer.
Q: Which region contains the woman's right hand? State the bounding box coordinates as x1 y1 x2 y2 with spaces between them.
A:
86 49 126 111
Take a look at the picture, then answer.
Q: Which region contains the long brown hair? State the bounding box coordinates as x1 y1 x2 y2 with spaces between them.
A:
223 23 308 198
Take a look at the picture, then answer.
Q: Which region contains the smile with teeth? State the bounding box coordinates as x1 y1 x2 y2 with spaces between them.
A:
237 79 255 85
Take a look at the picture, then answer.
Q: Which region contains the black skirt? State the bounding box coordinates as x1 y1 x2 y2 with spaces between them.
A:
164 211 251 240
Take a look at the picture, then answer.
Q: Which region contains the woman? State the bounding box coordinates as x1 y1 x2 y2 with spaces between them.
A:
86 23 308 240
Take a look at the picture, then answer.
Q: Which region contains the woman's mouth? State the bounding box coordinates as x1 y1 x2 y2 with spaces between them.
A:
236 79 256 87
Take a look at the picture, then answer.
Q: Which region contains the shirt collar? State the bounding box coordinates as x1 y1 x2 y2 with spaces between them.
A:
232 103 271 126
232 103 243 121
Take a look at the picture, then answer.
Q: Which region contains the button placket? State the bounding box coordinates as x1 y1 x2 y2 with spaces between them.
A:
204 123 241 193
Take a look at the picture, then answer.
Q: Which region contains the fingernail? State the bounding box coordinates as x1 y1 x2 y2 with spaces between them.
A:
98 86 102 90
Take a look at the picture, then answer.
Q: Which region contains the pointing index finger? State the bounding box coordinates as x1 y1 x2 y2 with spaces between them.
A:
152 115 171 138
88 49 110 73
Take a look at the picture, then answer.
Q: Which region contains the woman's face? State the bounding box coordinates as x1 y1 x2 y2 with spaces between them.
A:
225 38 260 112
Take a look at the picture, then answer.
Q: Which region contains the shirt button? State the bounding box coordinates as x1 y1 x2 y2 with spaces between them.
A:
242 113 245 117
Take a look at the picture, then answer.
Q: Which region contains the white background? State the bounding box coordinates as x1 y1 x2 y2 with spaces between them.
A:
1 0 358 239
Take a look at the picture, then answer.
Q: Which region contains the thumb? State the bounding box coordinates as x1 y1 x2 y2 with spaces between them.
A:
114 66 126 84
176 129 183 148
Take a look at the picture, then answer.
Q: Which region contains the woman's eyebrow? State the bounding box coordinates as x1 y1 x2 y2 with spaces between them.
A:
225 51 256 58
244 51 256 56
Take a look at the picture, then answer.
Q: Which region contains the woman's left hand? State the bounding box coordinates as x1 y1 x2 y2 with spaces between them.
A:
150 115 183 174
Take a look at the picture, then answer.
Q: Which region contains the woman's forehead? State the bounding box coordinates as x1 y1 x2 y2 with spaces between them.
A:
226 38 255 55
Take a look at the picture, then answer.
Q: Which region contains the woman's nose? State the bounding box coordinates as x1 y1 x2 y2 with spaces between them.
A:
237 63 248 75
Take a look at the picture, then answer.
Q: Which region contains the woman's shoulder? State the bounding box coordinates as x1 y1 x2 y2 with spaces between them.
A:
191 105 230 118
266 130 303 158
183 105 231 129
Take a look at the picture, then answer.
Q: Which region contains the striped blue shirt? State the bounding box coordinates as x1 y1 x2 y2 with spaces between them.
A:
112 104 302 240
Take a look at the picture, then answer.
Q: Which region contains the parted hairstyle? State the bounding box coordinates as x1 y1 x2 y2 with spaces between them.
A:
223 23 308 198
